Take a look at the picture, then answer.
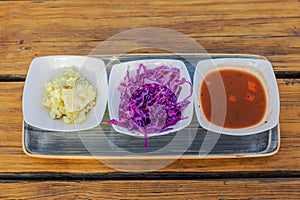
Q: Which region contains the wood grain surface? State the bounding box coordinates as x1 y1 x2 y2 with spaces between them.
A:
1 0 299 198
0 0 299 76
0 179 299 199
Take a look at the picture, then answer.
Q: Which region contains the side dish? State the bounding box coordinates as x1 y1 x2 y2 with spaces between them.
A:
108 63 192 149
200 69 267 128
42 69 96 124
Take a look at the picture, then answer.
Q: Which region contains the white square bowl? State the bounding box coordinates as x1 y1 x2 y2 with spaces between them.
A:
193 58 280 135
22 55 108 132
108 59 193 137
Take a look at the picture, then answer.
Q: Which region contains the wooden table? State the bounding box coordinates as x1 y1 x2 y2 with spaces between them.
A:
1 0 299 199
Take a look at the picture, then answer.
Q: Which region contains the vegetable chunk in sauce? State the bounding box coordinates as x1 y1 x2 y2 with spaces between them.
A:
200 69 267 129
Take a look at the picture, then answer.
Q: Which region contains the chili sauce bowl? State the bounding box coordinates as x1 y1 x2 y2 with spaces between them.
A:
193 57 280 135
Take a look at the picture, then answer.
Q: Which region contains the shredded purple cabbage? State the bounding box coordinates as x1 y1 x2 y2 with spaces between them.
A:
108 63 192 150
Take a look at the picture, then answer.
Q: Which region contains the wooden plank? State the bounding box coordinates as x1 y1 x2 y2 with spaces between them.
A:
0 179 299 199
0 79 299 173
0 0 299 75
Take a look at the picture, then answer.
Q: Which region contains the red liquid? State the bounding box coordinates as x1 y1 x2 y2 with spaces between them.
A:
200 69 267 128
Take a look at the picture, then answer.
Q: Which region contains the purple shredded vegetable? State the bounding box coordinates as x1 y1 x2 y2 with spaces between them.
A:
108 63 192 150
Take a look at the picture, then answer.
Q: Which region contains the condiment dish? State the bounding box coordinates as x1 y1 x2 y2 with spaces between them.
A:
193 58 280 135
22 55 108 131
108 59 193 137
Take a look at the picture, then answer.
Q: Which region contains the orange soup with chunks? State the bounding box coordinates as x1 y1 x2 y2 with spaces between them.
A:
200 69 267 129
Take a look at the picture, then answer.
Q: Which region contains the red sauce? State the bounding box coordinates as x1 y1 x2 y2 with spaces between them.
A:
200 69 267 128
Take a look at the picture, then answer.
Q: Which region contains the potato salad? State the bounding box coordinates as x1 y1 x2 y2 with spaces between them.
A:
42 69 96 124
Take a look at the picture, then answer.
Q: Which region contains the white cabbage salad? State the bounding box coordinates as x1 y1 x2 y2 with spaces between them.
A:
42 69 96 124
